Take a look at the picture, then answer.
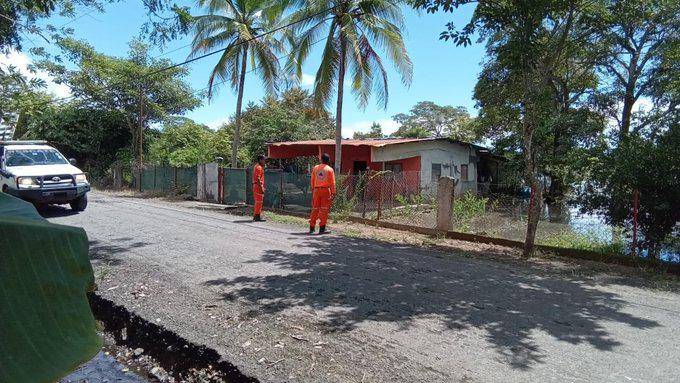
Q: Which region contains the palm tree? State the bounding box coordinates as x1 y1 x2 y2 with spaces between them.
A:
288 0 412 173
190 0 284 167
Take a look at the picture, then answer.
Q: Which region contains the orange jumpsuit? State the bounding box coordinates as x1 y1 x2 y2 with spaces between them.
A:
309 164 336 227
253 164 265 216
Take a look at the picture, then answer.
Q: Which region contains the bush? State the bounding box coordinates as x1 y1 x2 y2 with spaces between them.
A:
452 192 490 232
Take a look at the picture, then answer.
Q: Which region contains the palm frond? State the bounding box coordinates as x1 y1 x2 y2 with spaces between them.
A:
313 24 341 107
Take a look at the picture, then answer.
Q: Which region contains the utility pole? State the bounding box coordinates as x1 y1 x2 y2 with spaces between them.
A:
138 85 144 192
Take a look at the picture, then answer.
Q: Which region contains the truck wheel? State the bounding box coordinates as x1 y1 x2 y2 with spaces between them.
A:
70 194 88 211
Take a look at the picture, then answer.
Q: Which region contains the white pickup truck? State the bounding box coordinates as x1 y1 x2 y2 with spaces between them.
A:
0 141 90 211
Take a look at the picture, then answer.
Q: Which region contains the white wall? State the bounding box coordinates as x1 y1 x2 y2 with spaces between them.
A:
371 140 478 196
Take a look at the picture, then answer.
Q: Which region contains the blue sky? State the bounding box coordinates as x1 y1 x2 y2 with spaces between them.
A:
24 1 485 137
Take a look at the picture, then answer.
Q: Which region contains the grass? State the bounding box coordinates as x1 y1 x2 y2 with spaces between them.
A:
538 230 626 256
266 212 307 227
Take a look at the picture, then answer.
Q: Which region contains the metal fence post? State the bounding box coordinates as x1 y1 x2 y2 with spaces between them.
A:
632 189 639 256
279 171 285 209
361 173 367 218
377 173 383 221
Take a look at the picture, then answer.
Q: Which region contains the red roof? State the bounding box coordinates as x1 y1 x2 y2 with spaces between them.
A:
268 138 434 148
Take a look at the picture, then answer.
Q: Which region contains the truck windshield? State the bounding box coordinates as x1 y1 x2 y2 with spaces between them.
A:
5 149 69 166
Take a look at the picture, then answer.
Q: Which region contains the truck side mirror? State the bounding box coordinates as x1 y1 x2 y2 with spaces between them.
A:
69 158 77 166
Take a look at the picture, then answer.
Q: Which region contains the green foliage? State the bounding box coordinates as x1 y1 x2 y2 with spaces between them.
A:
579 125 680 258
452 192 490 232
539 230 626 256
392 101 477 141
27 104 130 176
288 0 412 109
237 87 334 160
0 193 100 382
0 65 52 139
29 39 200 170
353 122 385 139
330 175 357 221
148 117 222 167
190 0 285 166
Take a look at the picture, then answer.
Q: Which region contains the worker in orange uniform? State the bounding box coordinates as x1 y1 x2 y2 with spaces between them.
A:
309 153 336 234
253 154 266 222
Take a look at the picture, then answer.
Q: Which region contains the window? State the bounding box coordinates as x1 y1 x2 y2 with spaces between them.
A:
5 149 68 167
431 163 442 182
385 163 403 174
461 164 469 181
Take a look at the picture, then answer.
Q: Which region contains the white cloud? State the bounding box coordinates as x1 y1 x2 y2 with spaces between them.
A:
0 50 72 99
343 118 400 139
205 117 231 130
301 73 315 87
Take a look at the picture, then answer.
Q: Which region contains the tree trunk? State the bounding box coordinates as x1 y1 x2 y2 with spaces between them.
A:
232 46 248 168
520 53 541 257
619 52 639 141
524 178 543 257
334 36 346 174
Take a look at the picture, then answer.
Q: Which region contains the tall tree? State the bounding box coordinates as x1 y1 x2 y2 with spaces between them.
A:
36 38 200 169
190 0 284 167
414 0 596 256
392 101 476 141
592 0 679 141
289 0 412 173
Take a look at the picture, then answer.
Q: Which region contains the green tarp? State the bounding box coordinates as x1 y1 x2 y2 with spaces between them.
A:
0 193 100 383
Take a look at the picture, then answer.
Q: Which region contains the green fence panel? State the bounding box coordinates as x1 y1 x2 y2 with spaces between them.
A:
263 169 282 208
176 167 197 195
223 168 247 205
140 167 156 191
282 172 312 211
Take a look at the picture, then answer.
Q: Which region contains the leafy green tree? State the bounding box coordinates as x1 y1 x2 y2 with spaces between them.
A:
148 118 220 167
578 125 679 259
37 38 200 167
0 65 52 139
413 0 598 256
190 0 285 167
27 104 129 174
289 0 412 172
353 122 384 139
392 101 476 141
591 0 679 141
474 32 605 201
237 87 334 160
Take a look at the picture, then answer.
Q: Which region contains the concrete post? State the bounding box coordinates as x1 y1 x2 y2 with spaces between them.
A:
436 176 455 231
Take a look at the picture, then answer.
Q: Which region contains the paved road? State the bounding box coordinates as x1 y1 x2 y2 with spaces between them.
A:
46 192 680 383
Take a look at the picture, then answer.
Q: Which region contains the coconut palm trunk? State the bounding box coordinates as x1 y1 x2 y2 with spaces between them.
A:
334 36 346 174
233 46 248 167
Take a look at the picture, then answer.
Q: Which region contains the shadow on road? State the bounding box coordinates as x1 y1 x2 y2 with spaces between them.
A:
37 204 80 218
89 238 150 266
203 235 659 370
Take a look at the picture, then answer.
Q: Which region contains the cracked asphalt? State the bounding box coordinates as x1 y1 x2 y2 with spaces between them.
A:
46 192 680 383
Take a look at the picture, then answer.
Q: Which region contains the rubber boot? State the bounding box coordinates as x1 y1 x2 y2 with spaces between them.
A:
309 226 315 234
319 226 330 235
253 214 266 222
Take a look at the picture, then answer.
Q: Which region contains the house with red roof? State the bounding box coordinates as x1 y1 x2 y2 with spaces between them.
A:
267 138 503 196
